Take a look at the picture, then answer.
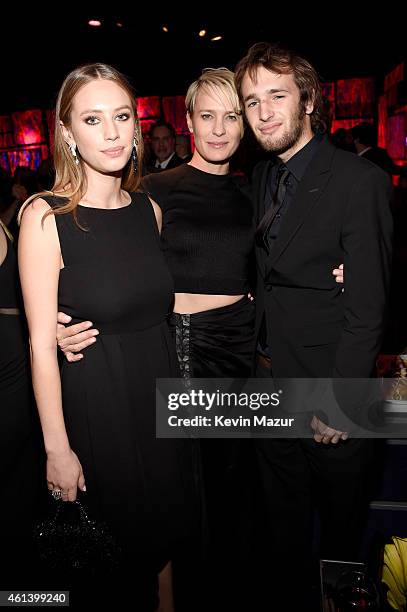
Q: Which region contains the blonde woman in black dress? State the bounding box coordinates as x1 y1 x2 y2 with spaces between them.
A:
18 63 197 611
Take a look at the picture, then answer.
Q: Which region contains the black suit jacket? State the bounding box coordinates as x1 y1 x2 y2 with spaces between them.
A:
146 153 185 174
360 147 397 176
252 136 393 380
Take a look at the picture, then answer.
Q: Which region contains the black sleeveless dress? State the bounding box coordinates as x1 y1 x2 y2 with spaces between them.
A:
0 226 44 587
42 193 198 579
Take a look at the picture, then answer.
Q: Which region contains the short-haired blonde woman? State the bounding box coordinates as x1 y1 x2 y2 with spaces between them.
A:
144 68 255 379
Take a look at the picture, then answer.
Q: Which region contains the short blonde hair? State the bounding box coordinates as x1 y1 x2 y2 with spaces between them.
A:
185 68 244 137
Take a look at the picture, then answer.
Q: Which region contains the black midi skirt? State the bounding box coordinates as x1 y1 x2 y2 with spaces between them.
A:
168 296 258 609
168 295 255 379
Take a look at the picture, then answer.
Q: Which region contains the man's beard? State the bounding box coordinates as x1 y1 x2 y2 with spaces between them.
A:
259 103 306 155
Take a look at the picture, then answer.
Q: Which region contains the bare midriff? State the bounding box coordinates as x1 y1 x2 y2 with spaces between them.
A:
174 293 244 314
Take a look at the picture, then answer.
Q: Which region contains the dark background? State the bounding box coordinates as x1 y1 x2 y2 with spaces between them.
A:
2 10 405 113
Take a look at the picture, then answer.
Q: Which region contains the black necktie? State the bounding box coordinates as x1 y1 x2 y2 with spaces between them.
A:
256 165 290 252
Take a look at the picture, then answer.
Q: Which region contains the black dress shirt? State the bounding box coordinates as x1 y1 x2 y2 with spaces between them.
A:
265 134 323 244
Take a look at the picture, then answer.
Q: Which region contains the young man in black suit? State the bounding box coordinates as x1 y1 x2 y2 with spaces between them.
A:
235 43 393 606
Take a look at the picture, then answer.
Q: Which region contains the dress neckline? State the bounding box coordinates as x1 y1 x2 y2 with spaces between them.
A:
185 164 230 181
78 192 133 211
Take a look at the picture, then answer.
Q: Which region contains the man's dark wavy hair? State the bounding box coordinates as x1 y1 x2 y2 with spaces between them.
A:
235 42 328 134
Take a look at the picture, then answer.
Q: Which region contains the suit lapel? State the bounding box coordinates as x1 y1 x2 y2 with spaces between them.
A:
266 138 337 270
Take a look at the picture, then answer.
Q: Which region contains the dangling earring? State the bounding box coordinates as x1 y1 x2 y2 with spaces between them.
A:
132 136 138 173
69 143 80 165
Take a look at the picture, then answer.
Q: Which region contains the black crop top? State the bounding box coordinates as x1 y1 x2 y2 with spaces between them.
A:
142 164 254 294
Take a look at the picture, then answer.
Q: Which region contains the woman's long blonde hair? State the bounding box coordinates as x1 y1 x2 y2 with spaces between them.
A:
19 63 143 227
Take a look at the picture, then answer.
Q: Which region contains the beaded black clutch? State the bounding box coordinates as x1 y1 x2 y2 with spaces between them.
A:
33 497 122 576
